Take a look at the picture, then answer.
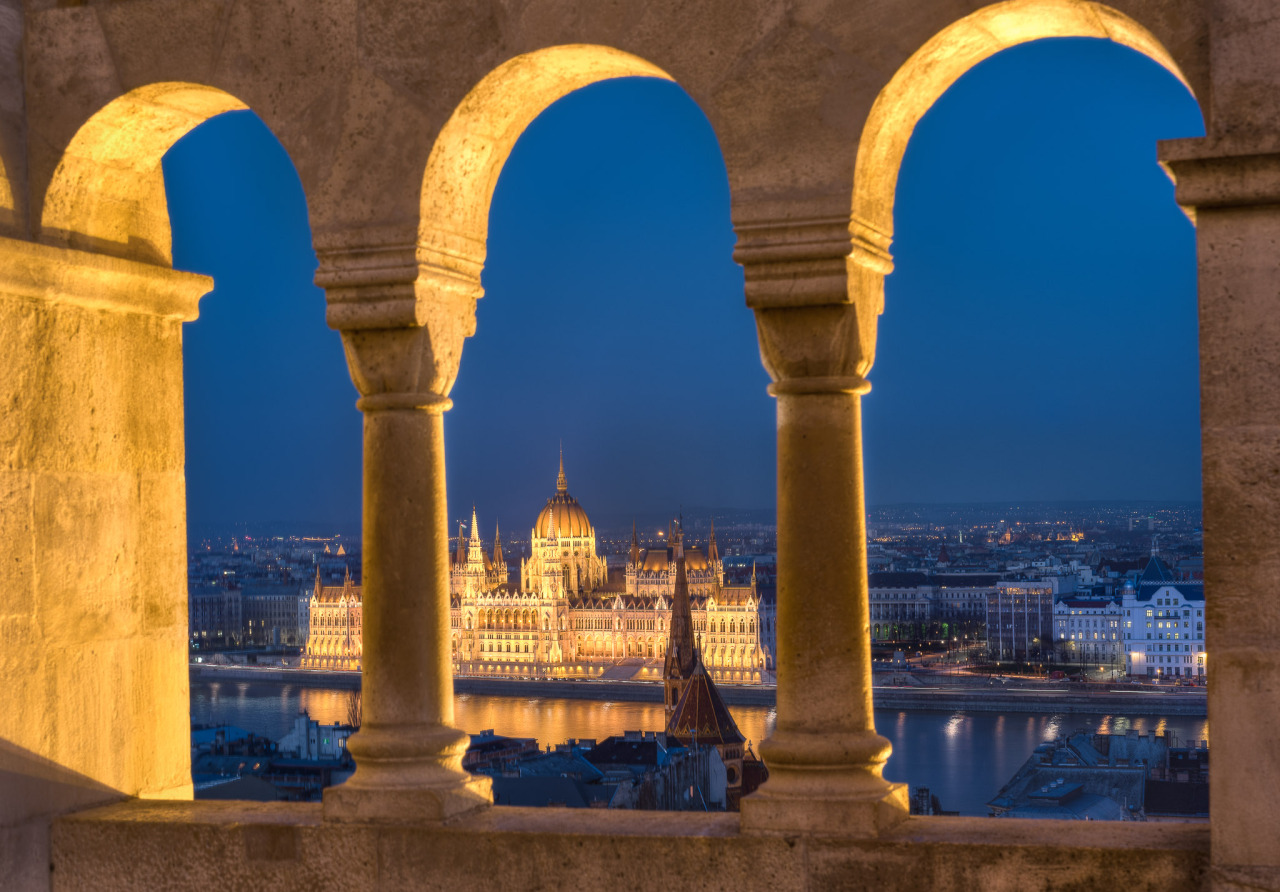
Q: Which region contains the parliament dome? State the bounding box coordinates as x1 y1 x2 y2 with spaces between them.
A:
533 450 593 539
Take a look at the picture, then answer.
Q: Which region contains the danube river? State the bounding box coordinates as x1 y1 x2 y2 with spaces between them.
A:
190 680 1209 816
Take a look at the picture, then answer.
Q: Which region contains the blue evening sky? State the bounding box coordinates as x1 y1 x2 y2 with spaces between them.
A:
164 38 1203 533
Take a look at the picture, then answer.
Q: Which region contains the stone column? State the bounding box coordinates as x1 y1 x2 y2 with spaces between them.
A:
318 231 491 823
736 213 908 836
1162 139 1280 890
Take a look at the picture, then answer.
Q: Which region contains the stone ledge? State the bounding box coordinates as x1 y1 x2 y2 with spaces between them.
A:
52 799 1209 891
0 236 209 321
1159 137 1280 209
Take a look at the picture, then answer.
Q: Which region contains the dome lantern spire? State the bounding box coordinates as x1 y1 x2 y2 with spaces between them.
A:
556 442 568 494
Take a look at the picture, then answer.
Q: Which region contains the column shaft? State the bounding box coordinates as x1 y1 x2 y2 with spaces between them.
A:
773 391 874 741
323 399 491 823
741 385 907 836
361 407 451 728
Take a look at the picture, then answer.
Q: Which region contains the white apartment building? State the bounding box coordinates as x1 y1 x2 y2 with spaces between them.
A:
1121 557 1206 680
1054 596 1124 669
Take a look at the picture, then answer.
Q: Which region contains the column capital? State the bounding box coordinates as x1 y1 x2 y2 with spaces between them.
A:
752 301 878 395
315 227 481 408
736 215 889 393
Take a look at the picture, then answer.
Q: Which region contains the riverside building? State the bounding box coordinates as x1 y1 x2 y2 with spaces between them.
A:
986 581 1054 662
301 567 363 670
1122 556 1206 680
450 455 775 683
1054 596 1124 670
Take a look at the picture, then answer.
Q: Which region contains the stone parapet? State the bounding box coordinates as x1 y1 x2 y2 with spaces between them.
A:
52 799 1210 891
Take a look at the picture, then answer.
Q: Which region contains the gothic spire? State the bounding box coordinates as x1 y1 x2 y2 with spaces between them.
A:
469 505 480 544
664 517 698 683
456 521 466 566
493 522 505 567
630 519 640 566
556 442 568 494
708 518 719 563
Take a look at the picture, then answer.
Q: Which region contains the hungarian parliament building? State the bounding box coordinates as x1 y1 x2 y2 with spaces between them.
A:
303 455 776 684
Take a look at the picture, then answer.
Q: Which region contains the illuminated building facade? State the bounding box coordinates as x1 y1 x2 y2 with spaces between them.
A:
1122 556 1206 679
449 455 773 682
188 584 243 648
985 581 1054 662
1054 596 1124 668
301 567 363 669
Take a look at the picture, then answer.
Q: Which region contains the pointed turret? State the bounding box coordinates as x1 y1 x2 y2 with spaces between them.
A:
466 506 484 567
493 522 505 568
455 521 466 566
314 564 323 595
556 443 568 494
630 519 640 566
751 560 758 589
708 518 720 563
343 564 352 586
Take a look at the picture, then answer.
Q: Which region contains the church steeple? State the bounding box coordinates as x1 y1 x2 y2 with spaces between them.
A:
556 443 568 494
663 518 699 720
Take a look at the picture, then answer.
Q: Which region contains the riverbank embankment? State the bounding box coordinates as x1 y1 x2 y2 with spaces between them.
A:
189 665 1206 716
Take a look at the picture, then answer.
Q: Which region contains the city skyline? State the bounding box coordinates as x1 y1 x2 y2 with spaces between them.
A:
166 37 1203 531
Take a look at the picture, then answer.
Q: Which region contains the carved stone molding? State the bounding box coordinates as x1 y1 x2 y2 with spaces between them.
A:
314 226 482 403
734 214 894 310
735 215 853 310
1160 137 1280 209
736 215 889 388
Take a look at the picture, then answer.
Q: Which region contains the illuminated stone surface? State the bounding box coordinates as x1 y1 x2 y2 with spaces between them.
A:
0 0 1275 889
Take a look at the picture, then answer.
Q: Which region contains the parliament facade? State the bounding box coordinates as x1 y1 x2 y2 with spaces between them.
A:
449 456 774 683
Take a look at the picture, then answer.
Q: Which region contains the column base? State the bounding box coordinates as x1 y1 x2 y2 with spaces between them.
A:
323 772 492 824
740 777 908 837
741 730 909 837
321 723 493 824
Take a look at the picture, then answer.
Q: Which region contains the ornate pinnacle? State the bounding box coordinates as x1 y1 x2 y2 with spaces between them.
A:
556 443 568 494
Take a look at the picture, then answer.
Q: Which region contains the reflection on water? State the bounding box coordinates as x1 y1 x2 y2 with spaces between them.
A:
191 681 1208 816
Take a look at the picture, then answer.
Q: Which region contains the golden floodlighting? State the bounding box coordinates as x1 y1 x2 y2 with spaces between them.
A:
417 45 674 316
851 0 1193 268
41 82 249 267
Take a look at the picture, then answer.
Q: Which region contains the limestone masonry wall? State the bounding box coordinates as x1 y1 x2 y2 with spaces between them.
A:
2 0 1278 889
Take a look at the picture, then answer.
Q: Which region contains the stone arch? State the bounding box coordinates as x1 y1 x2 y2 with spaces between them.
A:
850 0 1196 308
40 82 257 266
416 46 677 368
